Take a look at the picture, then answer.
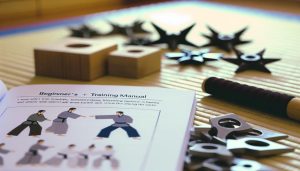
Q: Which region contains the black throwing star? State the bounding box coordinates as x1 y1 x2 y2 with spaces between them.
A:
146 23 198 51
125 36 152 46
201 26 251 52
223 49 280 73
105 20 150 36
165 48 222 65
69 25 102 38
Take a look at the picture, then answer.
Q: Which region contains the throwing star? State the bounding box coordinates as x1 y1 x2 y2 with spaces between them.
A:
125 36 152 46
105 20 150 36
69 25 102 38
223 49 280 73
146 23 198 51
165 48 222 65
201 26 251 52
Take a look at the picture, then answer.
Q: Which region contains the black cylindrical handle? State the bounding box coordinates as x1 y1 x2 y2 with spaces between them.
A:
202 77 295 118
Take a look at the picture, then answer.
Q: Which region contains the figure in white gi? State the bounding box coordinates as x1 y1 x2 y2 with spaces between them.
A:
0 143 11 166
46 108 85 135
93 145 119 170
17 139 51 165
77 144 96 168
44 144 78 168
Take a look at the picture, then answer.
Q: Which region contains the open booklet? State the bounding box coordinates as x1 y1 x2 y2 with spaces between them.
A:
0 82 196 171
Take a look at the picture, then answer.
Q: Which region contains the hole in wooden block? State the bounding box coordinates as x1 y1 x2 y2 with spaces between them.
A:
66 43 91 48
127 49 143 53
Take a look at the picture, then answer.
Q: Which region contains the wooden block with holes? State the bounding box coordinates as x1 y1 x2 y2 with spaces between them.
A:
34 38 117 81
108 46 162 78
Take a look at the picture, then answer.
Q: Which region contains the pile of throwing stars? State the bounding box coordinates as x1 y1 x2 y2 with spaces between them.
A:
68 20 281 73
185 113 293 171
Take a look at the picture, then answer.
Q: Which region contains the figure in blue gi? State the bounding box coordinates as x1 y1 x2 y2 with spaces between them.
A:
94 111 140 139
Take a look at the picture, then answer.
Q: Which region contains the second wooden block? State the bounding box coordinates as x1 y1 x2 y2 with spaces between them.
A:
108 46 162 78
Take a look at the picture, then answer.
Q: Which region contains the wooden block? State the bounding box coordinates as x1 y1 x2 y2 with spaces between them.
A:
34 38 117 81
108 46 162 78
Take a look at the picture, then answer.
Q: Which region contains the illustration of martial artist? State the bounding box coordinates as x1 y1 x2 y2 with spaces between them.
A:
46 108 85 135
93 111 140 139
0 143 12 166
77 144 96 168
7 110 50 136
44 144 78 168
93 145 119 170
17 139 51 165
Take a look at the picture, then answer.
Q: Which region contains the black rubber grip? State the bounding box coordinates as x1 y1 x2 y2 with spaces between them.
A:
203 77 294 117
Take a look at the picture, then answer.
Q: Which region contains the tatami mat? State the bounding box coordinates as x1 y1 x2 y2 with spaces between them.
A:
0 2 299 170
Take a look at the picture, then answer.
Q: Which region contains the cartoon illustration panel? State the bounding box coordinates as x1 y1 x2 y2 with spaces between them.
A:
0 107 160 171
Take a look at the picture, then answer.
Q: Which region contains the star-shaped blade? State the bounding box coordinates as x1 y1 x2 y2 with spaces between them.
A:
200 26 252 52
125 36 152 46
178 56 201 64
146 23 198 51
131 20 151 34
164 52 185 60
69 25 102 38
202 53 223 61
165 49 222 65
222 49 280 73
105 20 150 36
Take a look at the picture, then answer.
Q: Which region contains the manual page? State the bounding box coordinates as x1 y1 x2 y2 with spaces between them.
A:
0 84 195 171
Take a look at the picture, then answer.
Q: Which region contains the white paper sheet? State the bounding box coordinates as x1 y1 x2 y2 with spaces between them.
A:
0 80 7 102
0 84 195 171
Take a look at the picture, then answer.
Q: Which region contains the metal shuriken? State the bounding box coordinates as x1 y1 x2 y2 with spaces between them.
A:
69 25 102 38
201 26 251 52
223 49 281 73
165 48 222 65
125 36 152 46
105 20 150 36
146 23 198 51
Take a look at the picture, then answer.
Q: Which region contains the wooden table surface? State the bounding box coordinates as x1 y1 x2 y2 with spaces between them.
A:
0 1 299 170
